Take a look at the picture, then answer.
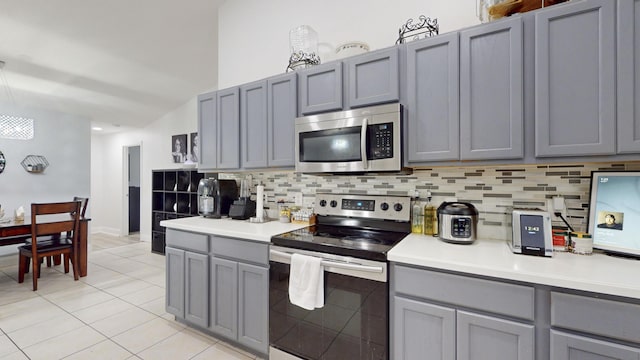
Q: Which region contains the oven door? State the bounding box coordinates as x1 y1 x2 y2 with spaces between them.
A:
269 245 388 360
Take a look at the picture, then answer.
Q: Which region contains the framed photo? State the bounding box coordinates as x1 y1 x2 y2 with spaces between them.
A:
171 134 187 163
190 132 198 163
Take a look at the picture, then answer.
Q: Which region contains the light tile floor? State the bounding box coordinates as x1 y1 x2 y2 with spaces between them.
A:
0 233 261 360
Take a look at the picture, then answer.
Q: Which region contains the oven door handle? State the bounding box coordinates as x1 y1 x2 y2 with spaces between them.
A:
360 117 368 170
269 249 383 274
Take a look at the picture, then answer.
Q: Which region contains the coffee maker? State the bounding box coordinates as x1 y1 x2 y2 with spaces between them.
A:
197 178 238 218
228 178 256 220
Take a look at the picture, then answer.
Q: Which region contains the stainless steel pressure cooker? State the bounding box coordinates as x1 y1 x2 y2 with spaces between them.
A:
437 202 479 244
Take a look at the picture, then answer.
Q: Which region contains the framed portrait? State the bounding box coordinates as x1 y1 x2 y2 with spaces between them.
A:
190 132 198 163
171 134 187 163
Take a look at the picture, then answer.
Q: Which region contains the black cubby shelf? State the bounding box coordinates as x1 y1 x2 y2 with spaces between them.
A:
151 169 206 255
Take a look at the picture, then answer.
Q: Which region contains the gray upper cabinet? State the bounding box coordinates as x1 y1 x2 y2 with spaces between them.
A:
267 73 297 167
617 0 640 153
535 0 616 157
197 92 217 170
240 80 268 169
298 62 343 115
460 16 524 160
406 32 460 162
346 47 400 108
216 87 240 169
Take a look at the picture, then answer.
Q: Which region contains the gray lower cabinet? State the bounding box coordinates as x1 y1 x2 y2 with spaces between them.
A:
165 229 269 357
550 291 640 360
197 92 217 169
237 263 268 353
208 259 269 353
165 234 209 328
391 264 535 360
551 330 640 360
534 0 616 157
460 16 524 160
216 87 240 169
346 47 399 108
617 0 640 154
209 235 269 355
393 296 456 360
298 62 343 115
184 252 209 327
405 32 460 162
457 311 534 360
209 256 238 339
165 247 185 318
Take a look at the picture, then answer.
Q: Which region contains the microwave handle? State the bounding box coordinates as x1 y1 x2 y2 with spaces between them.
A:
361 118 368 169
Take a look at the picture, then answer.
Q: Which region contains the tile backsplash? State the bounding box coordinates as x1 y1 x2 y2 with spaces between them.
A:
221 161 640 241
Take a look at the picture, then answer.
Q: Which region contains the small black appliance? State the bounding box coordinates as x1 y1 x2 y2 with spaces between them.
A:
197 178 238 218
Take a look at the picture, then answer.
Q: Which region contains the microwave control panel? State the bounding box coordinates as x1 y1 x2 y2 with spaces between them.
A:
368 122 394 159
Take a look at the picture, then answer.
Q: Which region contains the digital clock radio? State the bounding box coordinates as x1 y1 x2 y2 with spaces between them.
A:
511 209 553 257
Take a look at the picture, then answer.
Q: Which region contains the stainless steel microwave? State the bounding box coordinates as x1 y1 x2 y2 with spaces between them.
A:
295 103 403 173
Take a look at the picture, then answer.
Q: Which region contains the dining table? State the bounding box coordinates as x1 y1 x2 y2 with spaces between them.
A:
0 217 91 277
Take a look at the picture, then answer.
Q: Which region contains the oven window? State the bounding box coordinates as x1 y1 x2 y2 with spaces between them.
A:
269 262 388 360
299 127 362 163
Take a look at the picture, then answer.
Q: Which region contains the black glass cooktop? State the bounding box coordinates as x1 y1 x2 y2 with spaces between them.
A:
271 224 409 261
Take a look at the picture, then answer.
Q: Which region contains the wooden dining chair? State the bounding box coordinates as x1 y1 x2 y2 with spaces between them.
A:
43 196 89 267
18 201 81 291
74 196 89 218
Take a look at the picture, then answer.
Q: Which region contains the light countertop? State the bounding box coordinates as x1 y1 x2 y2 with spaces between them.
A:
388 234 640 300
160 217 640 300
160 216 308 243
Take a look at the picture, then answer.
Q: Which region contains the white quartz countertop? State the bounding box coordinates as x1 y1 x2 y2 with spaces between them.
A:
159 216 308 243
388 234 640 300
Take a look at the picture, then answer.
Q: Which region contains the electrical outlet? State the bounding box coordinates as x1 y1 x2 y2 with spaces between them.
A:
547 196 567 221
294 193 303 206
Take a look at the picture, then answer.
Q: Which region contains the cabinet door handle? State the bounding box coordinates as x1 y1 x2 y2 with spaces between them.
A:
361 117 368 169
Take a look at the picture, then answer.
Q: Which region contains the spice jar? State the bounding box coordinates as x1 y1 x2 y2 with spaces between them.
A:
552 228 569 252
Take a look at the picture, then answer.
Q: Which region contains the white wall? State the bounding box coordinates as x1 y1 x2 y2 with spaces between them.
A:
0 102 90 255
90 98 198 239
91 0 481 240
217 0 480 88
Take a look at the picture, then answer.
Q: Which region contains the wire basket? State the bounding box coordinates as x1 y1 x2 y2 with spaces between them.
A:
21 155 49 173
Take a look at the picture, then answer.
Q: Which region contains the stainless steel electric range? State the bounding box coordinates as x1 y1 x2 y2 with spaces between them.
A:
269 194 411 360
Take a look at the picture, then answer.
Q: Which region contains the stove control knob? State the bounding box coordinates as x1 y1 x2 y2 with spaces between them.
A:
380 202 389 211
319 199 327 207
330 200 338 208
393 203 403 212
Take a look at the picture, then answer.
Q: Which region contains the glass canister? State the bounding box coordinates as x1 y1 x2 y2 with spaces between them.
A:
288 25 320 70
289 25 318 56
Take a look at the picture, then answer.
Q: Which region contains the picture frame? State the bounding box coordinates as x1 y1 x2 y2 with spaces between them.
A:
171 134 187 163
190 132 198 163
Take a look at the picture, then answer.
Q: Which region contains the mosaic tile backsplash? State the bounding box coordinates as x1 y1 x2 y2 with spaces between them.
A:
221 161 640 241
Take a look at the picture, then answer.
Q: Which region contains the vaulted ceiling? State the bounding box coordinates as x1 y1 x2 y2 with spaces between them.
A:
0 0 225 132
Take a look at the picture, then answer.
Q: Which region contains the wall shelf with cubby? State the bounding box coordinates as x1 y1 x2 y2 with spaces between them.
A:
151 169 207 254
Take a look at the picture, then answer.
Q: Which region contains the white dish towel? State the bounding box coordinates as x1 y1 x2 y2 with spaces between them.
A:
288 253 324 310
